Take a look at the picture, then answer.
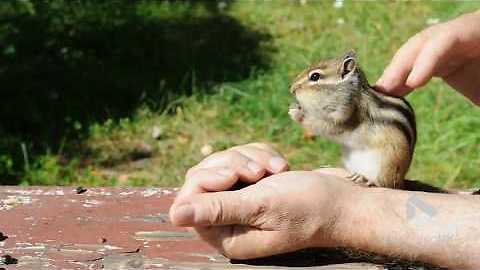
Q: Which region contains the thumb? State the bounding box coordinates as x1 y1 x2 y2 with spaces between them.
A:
169 189 264 227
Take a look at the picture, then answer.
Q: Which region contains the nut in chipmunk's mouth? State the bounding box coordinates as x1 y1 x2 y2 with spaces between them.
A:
288 101 304 122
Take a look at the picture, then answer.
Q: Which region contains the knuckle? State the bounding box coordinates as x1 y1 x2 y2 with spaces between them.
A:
205 150 227 162
249 201 268 225
244 194 270 226
226 149 249 165
205 197 225 224
422 24 439 38
392 47 403 60
199 150 235 168
185 166 199 179
229 144 245 151
440 29 459 45
230 145 254 156
248 142 275 151
410 31 428 48
185 166 205 182
197 152 221 168
226 148 242 158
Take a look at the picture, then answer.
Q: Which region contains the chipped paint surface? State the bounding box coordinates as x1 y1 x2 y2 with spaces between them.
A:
0 187 211 269
0 195 35 211
0 187 434 269
134 230 196 241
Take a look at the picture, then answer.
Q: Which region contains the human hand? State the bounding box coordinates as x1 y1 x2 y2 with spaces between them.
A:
376 10 480 105
170 166 359 259
174 142 289 202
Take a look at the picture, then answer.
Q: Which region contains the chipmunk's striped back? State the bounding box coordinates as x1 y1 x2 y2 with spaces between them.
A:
365 88 417 152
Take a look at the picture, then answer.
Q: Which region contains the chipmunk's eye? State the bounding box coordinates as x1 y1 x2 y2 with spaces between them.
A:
309 72 323 82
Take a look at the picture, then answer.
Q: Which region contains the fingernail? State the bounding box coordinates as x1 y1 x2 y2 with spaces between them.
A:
405 75 417 88
269 157 287 173
247 161 263 175
376 77 384 86
376 78 392 92
171 203 195 226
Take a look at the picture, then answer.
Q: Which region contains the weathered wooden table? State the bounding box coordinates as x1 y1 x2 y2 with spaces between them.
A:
0 187 443 269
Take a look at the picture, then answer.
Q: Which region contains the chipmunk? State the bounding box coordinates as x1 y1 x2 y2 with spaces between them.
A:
288 50 416 189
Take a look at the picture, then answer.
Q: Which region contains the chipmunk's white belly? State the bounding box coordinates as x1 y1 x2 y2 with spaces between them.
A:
342 147 381 181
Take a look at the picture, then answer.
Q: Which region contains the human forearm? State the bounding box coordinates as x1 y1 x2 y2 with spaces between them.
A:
172 159 480 264
330 187 480 268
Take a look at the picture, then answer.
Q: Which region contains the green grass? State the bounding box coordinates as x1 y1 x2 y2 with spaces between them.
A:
5 1 480 188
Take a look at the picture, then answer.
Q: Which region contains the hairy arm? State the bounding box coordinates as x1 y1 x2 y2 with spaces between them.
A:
170 144 480 269
334 188 480 268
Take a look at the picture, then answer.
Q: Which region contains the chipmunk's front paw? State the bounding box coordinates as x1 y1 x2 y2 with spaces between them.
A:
346 172 377 187
289 102 304 122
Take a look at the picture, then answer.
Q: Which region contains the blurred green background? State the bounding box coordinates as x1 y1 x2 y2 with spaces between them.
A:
0 0 479 188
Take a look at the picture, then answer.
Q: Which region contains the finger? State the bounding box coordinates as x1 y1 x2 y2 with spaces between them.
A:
232 145 288 174
374 83 412 98
194 226 292 260
244 142 279 153
176 167 238 202
192 150 266 182
405 33 456 88
376 33 425 96
313 167 351 178
170 188 266 227
177 146 280 204
443 57 480 106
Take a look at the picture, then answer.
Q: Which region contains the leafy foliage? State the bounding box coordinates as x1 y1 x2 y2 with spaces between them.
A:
0 0 269 184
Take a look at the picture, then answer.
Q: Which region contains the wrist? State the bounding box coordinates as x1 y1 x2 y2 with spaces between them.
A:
327 184 367 248
309 182 366 248
325 186 405 252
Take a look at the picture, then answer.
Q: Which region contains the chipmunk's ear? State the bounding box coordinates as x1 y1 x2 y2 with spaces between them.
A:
340 50 357 79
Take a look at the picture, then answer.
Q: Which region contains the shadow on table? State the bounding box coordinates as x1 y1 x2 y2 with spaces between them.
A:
232 247 446 269
231 248 367 267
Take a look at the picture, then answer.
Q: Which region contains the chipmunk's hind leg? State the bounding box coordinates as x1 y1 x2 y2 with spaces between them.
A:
346 172 377 187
